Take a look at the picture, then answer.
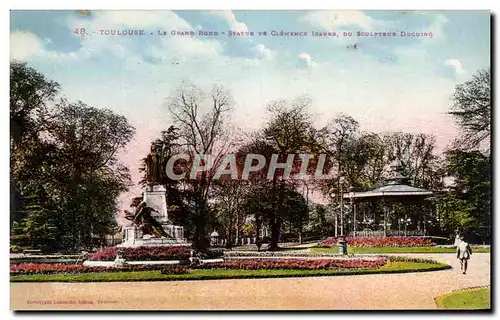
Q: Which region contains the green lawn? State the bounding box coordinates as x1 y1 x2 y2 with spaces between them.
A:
312 246 490 254
10 260 450 282
435 287 490 310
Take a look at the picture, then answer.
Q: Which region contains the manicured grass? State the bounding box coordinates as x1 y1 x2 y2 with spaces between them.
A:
10 260 450 282
435 287 490 310
312 246 490 254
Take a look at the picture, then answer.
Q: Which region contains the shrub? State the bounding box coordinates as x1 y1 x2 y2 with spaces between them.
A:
160 266 188 275
319 236 435 248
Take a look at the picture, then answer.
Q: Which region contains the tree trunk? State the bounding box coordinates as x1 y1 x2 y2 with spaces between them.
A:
270 180 286 251
226 225 233 249
256 214 261 252
193 224 207 250
269 218 281 251
193 204 207 250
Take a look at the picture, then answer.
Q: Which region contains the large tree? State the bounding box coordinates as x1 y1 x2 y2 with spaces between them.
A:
449 68 491 151
441 68 491 243
10 61 60 146
165 82 234 250
255 96 319 250
382 132 443 190
439 150 491 243
212 178 249 247
10 62 60 225
10 63 135 251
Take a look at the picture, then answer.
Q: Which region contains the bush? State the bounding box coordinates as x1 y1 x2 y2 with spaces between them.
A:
160 266 188 275
319 236 435 248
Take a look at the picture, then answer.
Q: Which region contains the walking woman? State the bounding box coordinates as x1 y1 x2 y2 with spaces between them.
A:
456 236 473 274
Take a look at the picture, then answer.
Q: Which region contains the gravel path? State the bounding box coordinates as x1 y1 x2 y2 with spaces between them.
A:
10 253 490 310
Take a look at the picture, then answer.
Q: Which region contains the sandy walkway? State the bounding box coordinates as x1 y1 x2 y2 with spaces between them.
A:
10 253 490 310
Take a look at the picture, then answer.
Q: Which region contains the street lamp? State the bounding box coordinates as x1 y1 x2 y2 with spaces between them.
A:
404 217 411 236
349 186 355 237
329 189 337 237
339 176 345 237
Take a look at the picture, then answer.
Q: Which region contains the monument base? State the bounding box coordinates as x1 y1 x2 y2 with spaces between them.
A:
117 238 191 248
118 184 191 247
120 225 190 247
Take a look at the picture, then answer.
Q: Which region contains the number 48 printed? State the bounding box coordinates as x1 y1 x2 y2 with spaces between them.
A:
74 28 87 36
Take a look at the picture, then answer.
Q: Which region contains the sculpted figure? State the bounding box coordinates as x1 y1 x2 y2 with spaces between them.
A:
124 201 170 238
145 144 162 185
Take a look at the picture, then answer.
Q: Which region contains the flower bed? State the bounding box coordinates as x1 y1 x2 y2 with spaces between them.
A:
88 246 223 261
319 236 435 248
10 263 165 275
224 251 341 258
384 256 442 264
193 258 387 270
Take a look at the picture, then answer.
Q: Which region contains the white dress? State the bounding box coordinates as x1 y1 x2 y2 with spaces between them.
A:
457 241 472 260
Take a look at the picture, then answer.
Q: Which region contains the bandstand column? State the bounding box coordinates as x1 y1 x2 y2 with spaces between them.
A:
353 202 357 237
383 198 387 237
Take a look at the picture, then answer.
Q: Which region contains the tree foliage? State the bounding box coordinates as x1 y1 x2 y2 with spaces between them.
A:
449 68 490 151
163 82 235 250
10 62 135 252
438 150 491 241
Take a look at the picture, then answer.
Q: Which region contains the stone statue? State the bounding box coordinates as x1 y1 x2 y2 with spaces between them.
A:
145 143 162 185
124 201 170 238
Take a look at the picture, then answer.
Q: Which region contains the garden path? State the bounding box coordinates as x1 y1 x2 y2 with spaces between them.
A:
10 253 490 310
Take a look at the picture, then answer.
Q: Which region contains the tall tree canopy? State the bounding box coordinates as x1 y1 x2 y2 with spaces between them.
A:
449 68 490 151
164 82 235 250
10 62 135 251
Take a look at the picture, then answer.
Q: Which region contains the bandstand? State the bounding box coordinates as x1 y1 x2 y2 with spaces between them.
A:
341 160 434 237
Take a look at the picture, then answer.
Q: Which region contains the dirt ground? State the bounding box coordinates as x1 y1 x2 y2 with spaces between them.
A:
10 253 490 310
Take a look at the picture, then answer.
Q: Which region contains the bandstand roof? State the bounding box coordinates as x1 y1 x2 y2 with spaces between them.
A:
343 160 433 200
343 183 433 199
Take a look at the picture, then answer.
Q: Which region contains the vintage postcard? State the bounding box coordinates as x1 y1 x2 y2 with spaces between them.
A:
9 10 491 310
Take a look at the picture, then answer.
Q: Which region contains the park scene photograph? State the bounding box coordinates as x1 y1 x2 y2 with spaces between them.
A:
9 10 491 310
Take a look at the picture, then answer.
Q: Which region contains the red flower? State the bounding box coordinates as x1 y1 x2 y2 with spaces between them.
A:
87 246 223 261
192 258 387 270
319 236 435 248
10 263 165 275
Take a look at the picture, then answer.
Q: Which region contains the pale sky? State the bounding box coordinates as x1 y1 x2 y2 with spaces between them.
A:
10 10 491 217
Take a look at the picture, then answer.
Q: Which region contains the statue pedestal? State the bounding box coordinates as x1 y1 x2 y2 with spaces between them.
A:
119 184 190 247
143 185 170 225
